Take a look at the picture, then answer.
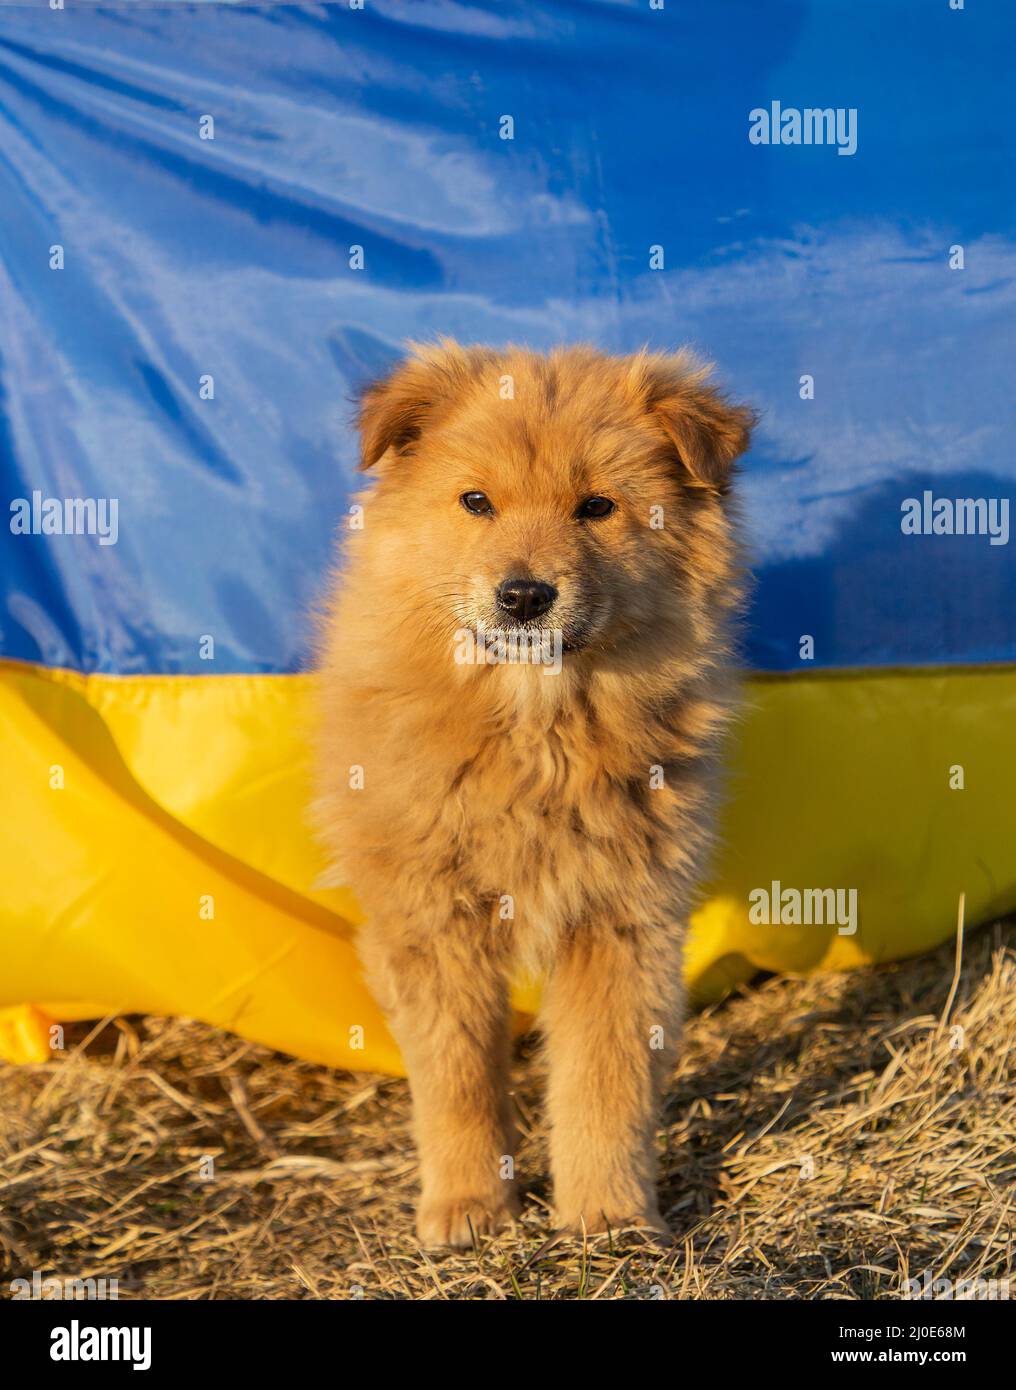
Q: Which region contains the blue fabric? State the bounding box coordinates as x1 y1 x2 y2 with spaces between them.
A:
0 0 1012 675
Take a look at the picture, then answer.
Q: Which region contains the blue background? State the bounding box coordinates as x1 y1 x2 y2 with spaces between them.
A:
0 0 1013 674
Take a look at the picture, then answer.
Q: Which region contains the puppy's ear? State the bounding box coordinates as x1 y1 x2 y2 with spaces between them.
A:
631 350 755 495
356 339 491 470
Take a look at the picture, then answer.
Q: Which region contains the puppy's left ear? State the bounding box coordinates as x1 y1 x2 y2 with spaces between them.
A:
634 351 756 495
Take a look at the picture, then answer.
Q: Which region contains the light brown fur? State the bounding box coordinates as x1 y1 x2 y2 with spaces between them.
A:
314 340 753 1246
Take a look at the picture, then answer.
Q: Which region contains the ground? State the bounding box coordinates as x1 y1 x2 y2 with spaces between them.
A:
2 920 1013 1301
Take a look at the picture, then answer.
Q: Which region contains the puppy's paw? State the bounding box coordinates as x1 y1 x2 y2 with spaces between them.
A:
557 1203 670 1243
416 1193 518 1249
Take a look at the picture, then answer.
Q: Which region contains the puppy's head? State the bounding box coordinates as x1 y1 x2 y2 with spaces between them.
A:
354 340 753 668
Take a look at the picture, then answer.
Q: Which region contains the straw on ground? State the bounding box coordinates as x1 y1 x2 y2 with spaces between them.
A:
1 919 1013 1300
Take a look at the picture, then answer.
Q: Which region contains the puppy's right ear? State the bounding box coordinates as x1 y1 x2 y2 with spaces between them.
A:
357 356 437 470
356 339 489 470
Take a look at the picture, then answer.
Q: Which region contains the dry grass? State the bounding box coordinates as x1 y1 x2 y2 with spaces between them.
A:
2 920 1014 1301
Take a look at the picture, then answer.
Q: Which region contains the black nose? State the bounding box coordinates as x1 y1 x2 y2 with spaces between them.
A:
496 578 558 622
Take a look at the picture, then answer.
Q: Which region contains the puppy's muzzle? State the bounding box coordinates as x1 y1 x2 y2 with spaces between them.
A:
496 578 558 623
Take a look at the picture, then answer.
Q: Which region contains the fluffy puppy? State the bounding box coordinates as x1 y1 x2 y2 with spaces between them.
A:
314 340 753 1247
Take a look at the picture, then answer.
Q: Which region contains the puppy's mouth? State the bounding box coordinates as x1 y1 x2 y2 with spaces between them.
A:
463 617 594 658
482 619 576 645
500 616 582 646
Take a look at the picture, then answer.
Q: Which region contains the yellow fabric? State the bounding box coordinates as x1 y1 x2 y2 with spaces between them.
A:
1 658 1013 1073
0 1004 54 1064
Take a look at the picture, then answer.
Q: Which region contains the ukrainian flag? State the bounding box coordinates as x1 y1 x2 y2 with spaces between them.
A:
2 1 1014 1072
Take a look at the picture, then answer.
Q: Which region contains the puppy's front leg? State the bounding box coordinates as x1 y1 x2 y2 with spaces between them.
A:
358 912 518 1248
544 926 681 1237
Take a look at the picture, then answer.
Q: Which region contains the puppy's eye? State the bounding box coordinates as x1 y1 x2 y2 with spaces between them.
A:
460 491 494 516
576 496 615 519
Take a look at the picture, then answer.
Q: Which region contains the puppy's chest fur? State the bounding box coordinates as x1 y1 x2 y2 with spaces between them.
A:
341 670 722 963
452 722 663 945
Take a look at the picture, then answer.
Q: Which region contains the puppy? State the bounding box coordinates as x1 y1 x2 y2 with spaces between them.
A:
315 340 753 1247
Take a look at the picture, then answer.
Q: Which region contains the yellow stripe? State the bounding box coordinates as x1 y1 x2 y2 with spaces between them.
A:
1 659 1013 1071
